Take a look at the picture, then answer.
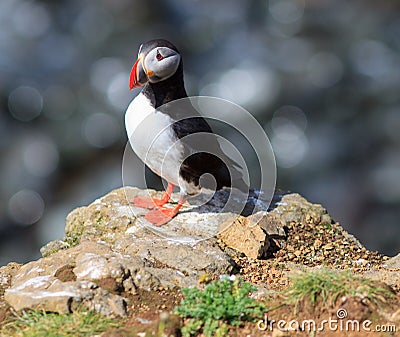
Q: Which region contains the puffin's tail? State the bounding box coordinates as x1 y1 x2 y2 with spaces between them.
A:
232 176 250 193
215 162 249 193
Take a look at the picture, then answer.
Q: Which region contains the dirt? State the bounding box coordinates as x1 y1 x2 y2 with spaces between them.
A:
224 216 388 290
250 295 398 337
96 277 124 293
274 219 385 268
0 304 11 328
123 288 183 327
54 264 77 282
101 289 183 337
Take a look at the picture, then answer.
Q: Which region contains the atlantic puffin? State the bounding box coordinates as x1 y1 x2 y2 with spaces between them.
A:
125 39 248 226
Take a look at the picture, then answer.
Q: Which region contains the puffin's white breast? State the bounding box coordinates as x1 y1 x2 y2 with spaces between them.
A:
125 93 184 186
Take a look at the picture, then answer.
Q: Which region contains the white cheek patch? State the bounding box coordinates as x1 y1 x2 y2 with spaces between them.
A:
144 48 181 83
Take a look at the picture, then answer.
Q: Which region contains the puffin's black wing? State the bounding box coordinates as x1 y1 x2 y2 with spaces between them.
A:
179 152 240 190
173 117 247 192
159 99 248 192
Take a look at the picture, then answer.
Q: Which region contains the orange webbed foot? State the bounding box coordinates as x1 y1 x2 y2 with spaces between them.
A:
143 207 178 226
143 197 185 227
131 196 166 209
131 183 176 209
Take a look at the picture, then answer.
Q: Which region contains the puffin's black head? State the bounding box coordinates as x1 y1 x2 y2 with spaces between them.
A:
129 39 181 90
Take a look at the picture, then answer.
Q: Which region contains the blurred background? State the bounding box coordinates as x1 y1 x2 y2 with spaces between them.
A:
1 0 400 265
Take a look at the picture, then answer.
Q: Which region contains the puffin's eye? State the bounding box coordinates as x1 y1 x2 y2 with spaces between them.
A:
156 51 164 61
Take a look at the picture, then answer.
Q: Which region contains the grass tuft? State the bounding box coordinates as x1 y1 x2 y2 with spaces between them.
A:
0 309 120 337
283 268 394 312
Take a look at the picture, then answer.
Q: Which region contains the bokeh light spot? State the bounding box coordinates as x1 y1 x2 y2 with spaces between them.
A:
38 34 77 70
107 72 134 110
200 66 280 112
370 155 400 203
8 189 45 226
8 86 43 122
82 112 120 148
12 1 51 39
270 105 308 168
350 39 394 79
43 85 76 120
90 58 125 94
74 6 113 45
269 0 305 24
275 37 313 73
272 105 307 131
23 139 59 177
307 52 343 88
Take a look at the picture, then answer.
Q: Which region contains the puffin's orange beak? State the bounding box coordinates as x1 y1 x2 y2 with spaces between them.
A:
129 55 147 90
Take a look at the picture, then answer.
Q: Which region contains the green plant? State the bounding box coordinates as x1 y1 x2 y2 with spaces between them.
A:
174 275 265 337
0 309 120 337
319 222 332 230
283 268 393 313
64 220 85 248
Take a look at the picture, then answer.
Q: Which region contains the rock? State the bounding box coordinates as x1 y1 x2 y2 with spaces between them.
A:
0 263 21 293
362 268 400 288
360 242 400 289
7 187 256 316
323 243 334 251
218 217 270 259
383 253 400 269
3 186 335 317
250 284 276 300
40 240 71 258
271 193 332 227
256 212 286 237
0 262 21 315
5 278 126 317
341 232 365 250
217 210 287 259
313 239 322 248
4 243 127 317
272 329 290 337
